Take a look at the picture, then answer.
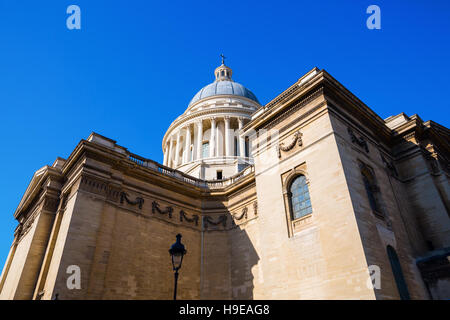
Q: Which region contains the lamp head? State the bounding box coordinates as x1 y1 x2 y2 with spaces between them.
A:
169 234 187 270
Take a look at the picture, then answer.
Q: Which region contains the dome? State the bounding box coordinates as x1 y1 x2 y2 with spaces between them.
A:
188 62 260 106
189 80 260 106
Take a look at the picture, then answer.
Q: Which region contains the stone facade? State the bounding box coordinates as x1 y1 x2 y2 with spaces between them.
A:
0 66 449 300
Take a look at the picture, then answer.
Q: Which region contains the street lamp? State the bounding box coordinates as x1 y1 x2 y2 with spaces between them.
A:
169 234 187 300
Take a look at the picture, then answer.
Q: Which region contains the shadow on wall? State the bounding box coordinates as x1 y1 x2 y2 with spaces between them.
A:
200 204 260 300
27 188 260 300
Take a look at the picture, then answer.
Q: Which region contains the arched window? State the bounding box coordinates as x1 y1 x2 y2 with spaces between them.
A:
289 175 312 220
361 164 383 217
386 245 411 300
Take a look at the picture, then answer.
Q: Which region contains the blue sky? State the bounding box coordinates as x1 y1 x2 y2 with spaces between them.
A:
0 1 449 266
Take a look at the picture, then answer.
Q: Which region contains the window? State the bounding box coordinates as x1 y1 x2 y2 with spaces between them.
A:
216 170 223 180
234 137 238 156
245 137 249 158
202 142 209 158
289 175 312 220
360 163 383 218
387 246 411 300
282 167 312 237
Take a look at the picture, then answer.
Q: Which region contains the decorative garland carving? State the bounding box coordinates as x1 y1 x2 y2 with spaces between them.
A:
203 215 227 230
120 192 144 209
277 131 303 158
179 210 199 226
348 127 369 153
152 201 173 218
231 207 248 227
234 207 248 221
253 201 258 216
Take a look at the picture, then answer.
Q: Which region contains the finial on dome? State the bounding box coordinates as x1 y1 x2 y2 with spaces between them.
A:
215 55 232 82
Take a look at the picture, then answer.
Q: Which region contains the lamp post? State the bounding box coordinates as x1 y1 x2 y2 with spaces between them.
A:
169 234 187 300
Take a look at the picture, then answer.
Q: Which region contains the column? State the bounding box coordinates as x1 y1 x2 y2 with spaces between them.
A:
196 120 203 160
167 137 174 167
184 125 191 164
224 116 231 157
210 118 216 158
238 117 245 157
163 145 168 166
175 130 181 167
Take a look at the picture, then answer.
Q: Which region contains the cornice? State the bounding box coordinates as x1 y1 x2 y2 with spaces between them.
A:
186 94 260 114
14 166 63 220
60 138 257 203
245 68 400 150
259 88 325 131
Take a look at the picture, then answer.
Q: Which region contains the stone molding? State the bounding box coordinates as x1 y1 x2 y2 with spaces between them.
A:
260 87 324 130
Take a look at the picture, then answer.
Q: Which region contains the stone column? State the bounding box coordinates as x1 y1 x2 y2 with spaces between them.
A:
238 117 245 157
168 137 174 167
184 125 191 164
163 145 168 166
210 117 216 158
175 130 181 167
196 120 203 160
224 116 231 157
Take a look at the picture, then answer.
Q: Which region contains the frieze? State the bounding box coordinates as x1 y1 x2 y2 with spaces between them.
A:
203 215 228 230
120 192 144 209
179 210 199 226
348 127 369 153
80 175 108 196
106 186 121 202
152 201 173 218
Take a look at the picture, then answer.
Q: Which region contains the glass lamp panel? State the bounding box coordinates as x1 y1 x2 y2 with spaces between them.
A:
172 254 183 269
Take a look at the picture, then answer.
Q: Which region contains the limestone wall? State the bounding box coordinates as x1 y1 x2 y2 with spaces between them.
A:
328 104 428 300
245 95 377 299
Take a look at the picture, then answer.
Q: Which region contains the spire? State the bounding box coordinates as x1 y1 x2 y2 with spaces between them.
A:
214 54 233 82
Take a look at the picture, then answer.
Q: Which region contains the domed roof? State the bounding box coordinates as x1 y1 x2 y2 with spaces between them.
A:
189 80 259 106
188 62 260 106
